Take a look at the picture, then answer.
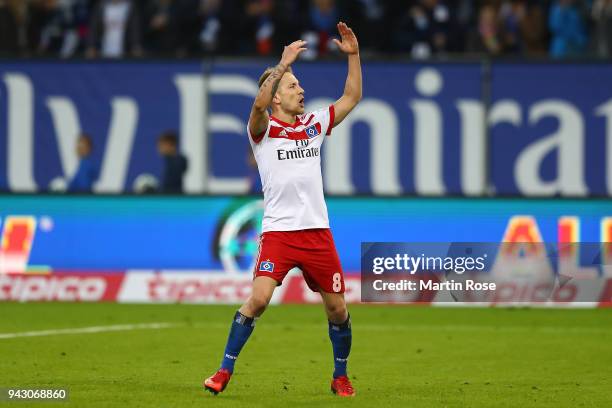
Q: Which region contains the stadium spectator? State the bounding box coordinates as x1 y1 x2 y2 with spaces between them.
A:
246 0 275 55
2 0 611 59
144 0 199 56
28 0 63 55
519 1 547 56
28 0 89 58
468 4 504 55
344 0 388 54
456 0 476 28
203 0 277 56
392 0 453 59
87 0 143 58
591 0 612 57
453 0 476 52
303 0 340 58
157 130 188 194
68 133 99 193
197 0 222 52
419 0 453 56
548 0 588 58
0 0 27 55
198 0 263 55
499 0 526 54
270 0 308 55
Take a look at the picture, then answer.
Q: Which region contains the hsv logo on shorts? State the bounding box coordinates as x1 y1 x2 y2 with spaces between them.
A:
259 260 275 272
305 124 320 138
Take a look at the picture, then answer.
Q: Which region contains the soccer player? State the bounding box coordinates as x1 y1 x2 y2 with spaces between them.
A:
204 21 362 397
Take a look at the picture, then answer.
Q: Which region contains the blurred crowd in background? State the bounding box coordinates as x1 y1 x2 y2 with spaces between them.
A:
0 0 611 60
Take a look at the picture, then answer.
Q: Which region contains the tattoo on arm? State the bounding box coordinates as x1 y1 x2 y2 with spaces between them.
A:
261 63 286 98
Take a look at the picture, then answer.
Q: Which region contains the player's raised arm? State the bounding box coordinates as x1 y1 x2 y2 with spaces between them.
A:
249 40 308 139
332 22 362 128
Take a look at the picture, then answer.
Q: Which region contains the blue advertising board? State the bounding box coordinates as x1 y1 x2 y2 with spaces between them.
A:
0 61 202 193
490 63 612 196
0 61 611 196
0 196 609 273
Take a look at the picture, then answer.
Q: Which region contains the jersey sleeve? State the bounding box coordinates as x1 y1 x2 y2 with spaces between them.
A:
247 120 270 144
310 105 335 136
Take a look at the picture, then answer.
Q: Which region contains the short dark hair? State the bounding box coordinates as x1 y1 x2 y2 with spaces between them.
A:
158 130 178 146
79 133 93 149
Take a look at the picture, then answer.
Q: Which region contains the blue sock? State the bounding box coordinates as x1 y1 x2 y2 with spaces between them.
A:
328 314 352 378
220 311 256 373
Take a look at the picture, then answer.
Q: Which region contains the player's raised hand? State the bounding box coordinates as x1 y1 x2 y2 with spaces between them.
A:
333 22 359 55
280 40 307 66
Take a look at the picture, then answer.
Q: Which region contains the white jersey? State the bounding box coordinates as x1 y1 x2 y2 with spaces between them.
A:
102 1 131 58
248 105 335 232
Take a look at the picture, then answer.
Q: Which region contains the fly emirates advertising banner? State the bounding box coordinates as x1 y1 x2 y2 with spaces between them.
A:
0 61 611 196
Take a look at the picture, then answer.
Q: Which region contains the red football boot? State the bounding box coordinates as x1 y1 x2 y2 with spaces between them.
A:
203 368 232 395
331 375 355 397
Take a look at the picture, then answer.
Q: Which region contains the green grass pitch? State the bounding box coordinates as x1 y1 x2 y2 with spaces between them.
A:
1 303 611 407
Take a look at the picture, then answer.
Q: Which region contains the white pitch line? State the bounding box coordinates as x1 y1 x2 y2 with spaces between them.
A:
0 322 178 340
2 320 609 340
